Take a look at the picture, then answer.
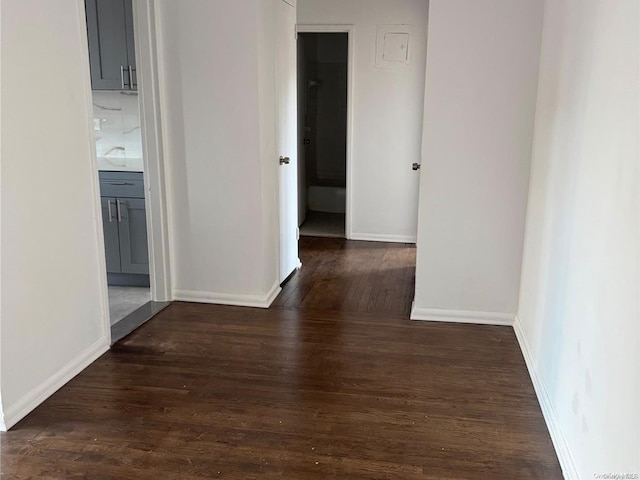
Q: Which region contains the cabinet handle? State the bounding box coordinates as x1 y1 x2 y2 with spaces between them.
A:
107 182 134 186
128 65 136 89
120 65 125 90
116 199 123 223
107 200 113 223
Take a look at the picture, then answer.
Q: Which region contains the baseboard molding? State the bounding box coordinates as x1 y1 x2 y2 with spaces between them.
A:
349 233 417 244
513 316 579 480
264 280 282 308
174 281 282 309
2 337 110 431
410 305 514 326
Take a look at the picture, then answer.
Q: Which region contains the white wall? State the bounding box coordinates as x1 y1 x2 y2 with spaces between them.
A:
257 0 281 303
516 0 639 477
412 0 544 324
156 0 280 306
298 0 430 242
0 0 110 430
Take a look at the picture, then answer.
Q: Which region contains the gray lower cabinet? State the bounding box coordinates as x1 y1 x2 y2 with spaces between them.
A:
99 172 149 278
117 198 149 274
101 197 122 272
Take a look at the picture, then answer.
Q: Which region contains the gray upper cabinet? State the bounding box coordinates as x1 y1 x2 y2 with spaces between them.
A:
85 0 136 90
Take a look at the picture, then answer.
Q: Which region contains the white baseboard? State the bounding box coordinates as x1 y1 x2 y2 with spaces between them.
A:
263 280 282 307
513 316 579 480
410 305 514 326
349 233 417 244
2 337 110 431
174 281 282 309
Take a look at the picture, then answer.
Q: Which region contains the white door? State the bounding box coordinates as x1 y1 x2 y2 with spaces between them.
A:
276 0 299 283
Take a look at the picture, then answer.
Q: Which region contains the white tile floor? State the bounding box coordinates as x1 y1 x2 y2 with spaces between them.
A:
108 286 151 325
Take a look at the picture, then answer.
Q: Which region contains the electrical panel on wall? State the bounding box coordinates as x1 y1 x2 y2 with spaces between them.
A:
375 25 413 68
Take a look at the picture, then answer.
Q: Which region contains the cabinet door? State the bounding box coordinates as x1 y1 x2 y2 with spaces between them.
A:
124 0 137 89
85 0 135 90
117 198 149 274
101 197 122 273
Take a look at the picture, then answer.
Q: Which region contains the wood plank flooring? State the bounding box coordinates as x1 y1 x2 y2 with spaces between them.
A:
274 237 416 316
1 238 562 479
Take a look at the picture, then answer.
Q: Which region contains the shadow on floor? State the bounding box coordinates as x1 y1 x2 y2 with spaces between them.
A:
299 211 345 238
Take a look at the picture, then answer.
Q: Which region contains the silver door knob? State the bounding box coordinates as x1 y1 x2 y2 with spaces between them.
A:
280 156 291 165
412 163 421 171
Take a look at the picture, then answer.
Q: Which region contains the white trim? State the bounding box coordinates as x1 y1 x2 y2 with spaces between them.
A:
296 23 354 33
0 0 4 432
1 337 110 431
410 305 514 326
76 0 112 343
296 24 354 240
133 0 173 302
514 316 579 480
350 233 417 244
264 280 283 307
174 281 282 309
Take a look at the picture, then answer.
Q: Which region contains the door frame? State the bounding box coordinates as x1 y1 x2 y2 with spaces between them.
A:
83 0 173 341
131 0 172 303
296 24 355 239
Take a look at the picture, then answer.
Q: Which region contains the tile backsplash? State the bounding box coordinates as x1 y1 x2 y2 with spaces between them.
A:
92 90 143 171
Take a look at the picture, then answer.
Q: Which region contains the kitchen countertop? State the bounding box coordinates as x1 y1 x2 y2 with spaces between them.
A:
97 156 144 172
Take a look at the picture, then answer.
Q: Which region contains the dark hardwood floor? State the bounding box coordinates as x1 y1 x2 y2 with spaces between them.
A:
274 237 416 316
1 238 562 479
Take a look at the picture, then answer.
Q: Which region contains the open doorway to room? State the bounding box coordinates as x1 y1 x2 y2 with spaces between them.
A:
84 0 170 343
297 32 349 239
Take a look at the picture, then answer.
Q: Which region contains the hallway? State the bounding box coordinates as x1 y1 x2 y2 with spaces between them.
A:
0 239 562 479
274 237 416 316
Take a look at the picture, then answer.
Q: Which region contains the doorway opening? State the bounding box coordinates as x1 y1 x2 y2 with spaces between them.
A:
297 32 349 239
84 0 170 343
